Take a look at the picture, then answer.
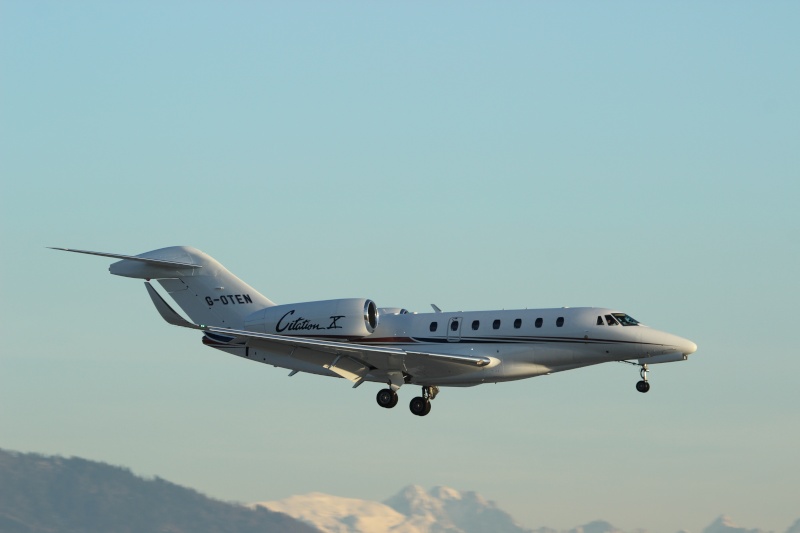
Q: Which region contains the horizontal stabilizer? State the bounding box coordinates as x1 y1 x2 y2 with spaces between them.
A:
49 247 202 268
144 282 201 329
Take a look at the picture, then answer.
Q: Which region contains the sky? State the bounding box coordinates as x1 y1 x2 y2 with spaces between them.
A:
1 2 799 532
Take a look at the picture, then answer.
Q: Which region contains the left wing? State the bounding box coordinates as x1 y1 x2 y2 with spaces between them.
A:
205 324 494 367
144 282 495 382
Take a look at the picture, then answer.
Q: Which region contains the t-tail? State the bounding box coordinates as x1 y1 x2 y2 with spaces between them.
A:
50 246 274 328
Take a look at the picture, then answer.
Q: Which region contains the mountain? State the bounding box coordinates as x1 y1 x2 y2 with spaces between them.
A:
253 492 416 533
0 448 320 533
565 521 625 533
255 487 800 533
702 516 768 533
254 484 534 533
385 485 533 533
2 447 798 533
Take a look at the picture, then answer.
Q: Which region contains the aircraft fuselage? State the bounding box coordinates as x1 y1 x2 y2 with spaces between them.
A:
215 306 695 387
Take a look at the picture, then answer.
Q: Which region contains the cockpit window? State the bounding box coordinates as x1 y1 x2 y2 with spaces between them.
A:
605 314 618 326
612 313 639 326
596 316 604 326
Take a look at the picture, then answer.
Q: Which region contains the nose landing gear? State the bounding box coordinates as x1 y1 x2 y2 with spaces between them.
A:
635 364 650 393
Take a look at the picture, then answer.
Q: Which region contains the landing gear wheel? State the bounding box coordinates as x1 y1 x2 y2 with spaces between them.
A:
376 388 398 408
409 397 431 416
635 364 650 393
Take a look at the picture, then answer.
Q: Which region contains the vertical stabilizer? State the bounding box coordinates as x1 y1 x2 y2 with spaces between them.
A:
89 246 273 328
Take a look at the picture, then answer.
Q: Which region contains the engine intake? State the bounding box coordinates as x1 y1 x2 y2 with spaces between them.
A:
244 298 379 338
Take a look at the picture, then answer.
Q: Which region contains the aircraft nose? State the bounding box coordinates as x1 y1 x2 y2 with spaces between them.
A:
681 338 698 356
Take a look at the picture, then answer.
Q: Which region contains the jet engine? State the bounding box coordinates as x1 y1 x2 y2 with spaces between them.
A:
244 298 379 338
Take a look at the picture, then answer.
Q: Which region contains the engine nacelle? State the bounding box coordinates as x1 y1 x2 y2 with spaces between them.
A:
244 298 379 338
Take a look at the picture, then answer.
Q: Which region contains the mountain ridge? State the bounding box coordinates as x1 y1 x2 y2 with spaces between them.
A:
0 448 320 533
254 486 799 533
0 447 796 533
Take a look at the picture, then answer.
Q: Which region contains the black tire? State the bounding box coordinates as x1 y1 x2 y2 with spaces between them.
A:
636 380 651 393
376 388 398 408
409 396 429 416
423 400 432 416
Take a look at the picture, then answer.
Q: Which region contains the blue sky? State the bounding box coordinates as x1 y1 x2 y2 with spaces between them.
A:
2 2 798 532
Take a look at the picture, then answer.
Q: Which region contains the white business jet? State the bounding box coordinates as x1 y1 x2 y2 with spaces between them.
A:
52 246 697 416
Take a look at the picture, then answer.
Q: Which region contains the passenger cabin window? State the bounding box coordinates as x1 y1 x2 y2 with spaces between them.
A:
597 316 604 325
556 317 564 327
535 317 543 328
472 320 480 330
613 313 640 326
450 320 459 332
605 314 619 326
430 322 438 332
493 319 501 330
514 318 522 329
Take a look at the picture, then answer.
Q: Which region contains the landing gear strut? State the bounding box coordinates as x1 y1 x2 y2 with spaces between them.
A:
635 364 650 393
409 386 438 416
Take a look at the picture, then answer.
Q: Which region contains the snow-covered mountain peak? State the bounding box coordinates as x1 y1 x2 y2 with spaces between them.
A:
702 515 767 533
430 486 463 501
252 492 413 533
252 485 529 533
250 488 800 533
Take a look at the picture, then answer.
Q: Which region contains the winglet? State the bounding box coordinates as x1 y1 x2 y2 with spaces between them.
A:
144 282 201 329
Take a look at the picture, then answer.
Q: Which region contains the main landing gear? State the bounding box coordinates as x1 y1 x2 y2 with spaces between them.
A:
636 364 650 393
409 386 438 417
376 388 399 408
375 385 439 416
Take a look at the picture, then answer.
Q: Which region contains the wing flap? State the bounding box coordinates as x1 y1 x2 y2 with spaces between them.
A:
324 355 370 383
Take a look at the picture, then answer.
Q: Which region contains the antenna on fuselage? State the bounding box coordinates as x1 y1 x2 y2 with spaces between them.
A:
431 304 442 313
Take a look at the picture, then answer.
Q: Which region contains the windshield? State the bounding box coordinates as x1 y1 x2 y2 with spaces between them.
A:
612 313 639 326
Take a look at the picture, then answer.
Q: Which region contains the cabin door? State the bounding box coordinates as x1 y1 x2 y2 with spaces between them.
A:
447 317 462 342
